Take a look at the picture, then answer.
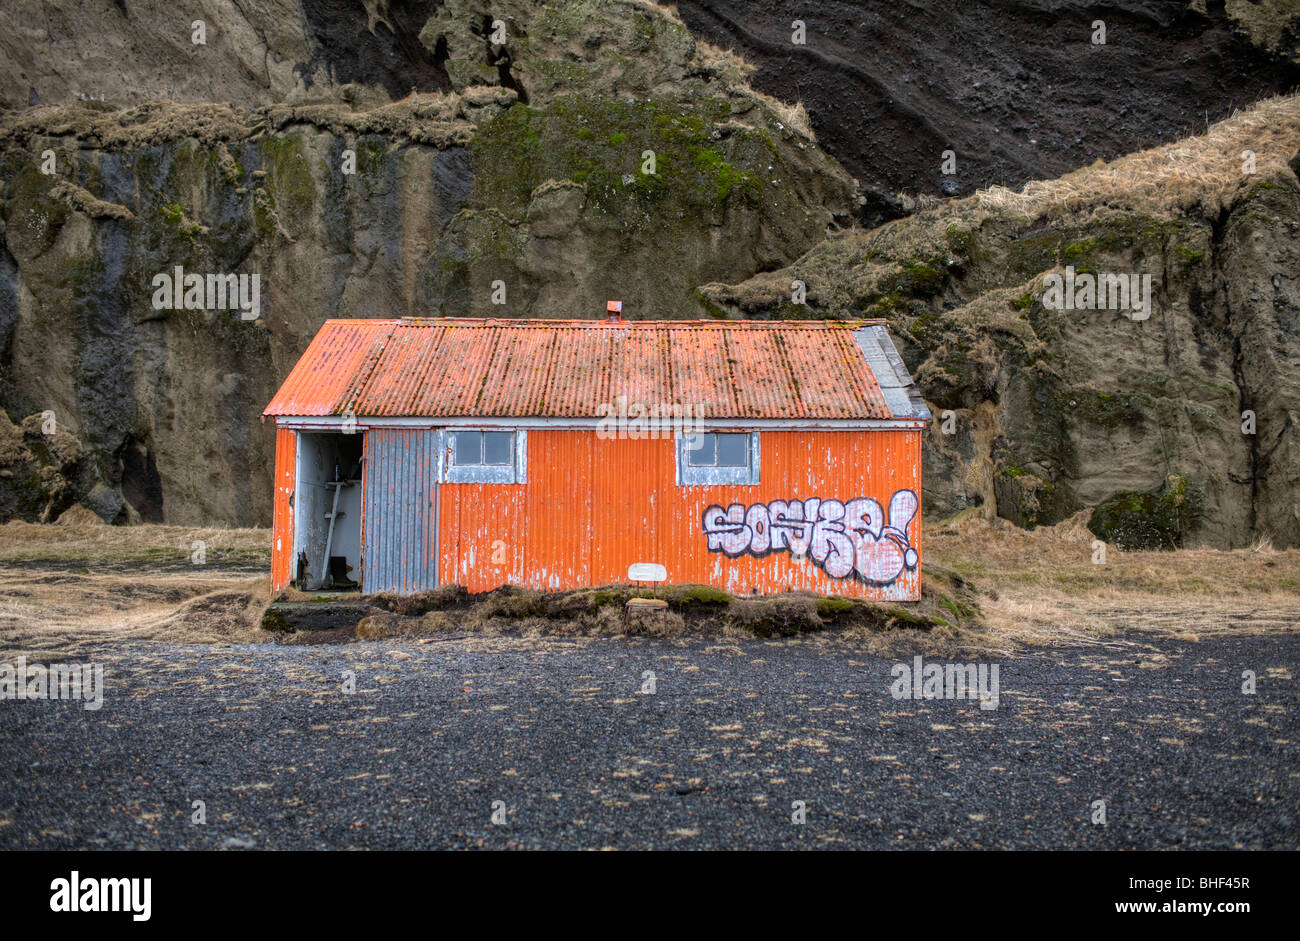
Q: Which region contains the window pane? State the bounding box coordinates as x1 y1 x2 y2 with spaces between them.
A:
453 431 482 466
716 433 748 467
686 433 716 466
483 432 513 465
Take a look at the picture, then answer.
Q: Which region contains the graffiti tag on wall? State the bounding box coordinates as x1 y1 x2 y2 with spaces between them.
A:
701 490 919 585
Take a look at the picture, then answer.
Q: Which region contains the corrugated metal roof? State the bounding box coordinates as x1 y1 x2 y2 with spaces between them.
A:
263 318 928 421
852 324 933 421
262 320 393 420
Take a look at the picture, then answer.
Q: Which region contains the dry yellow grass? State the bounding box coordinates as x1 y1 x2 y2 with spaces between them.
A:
0 570 272 657
692 36 756 83
751 90 815 140
0 520 268 565
975 93 1300 222
929 511 1300 647
0 521 1295 658
691 36 815 140
0 522 273 657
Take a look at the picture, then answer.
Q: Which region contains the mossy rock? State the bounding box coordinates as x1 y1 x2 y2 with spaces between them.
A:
993 465 1052 528
815 597 856 618
943 224 976 260
1004 232 1059 281
693 290 730 319
1063 237 1097 262
256 133 317 232
898 257 946 297
861 291 905 319
476 586 546 619
724 596 822 637
260 607 292 633
1068 389 1148 430
1059 215 1184 272
666 584 733 606
589 588 633 608
367 585 469 615
1088 474 1201 550
469 93 763 222
1 163 74 258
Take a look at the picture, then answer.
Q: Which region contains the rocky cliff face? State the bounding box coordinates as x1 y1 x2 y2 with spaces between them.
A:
0 0 449 109
702 97 1300 548
676 0 1300 224
0 0 1298 548
0 0 854 525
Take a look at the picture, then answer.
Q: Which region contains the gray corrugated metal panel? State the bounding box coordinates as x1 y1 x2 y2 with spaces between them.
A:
854 327 902 388
852 325 932 421
362 429 439 593
906 386 931 420
878 384 916 418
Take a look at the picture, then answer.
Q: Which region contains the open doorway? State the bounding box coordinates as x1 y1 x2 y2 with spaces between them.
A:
294 431 364 591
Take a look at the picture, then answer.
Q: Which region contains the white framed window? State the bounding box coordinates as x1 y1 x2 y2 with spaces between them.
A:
444 429 527 483
677 431 759 486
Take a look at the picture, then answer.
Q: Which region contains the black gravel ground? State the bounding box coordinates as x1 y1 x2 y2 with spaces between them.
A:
1 632 1295 850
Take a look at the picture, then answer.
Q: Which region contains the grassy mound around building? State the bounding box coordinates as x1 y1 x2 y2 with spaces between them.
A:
264 565 985 648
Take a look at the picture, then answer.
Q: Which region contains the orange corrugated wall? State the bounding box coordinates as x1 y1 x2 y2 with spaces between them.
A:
270 427 296 592
439 429 922 601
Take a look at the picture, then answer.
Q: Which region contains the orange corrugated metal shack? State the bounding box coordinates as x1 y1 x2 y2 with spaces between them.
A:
262 313 931 601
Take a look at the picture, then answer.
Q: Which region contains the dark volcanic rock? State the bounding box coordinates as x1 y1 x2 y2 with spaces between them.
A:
674 0 1300 224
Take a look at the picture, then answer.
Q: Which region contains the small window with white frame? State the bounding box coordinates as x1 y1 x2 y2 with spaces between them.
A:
677 431 759 485
445 429 527 484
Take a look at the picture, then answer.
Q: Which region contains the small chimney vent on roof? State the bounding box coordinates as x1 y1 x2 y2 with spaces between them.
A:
606 299 622 322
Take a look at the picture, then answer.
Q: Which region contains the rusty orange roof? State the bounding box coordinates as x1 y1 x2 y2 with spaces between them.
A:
263 318 929 421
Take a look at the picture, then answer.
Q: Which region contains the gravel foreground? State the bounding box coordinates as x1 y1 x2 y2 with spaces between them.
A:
1 633 1295 850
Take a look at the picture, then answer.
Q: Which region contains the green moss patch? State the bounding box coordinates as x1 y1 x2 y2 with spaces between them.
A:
469 93 764 222
1089 474 1202 550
